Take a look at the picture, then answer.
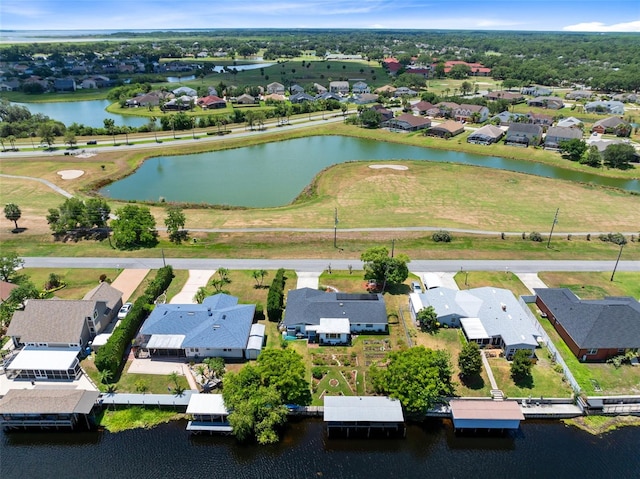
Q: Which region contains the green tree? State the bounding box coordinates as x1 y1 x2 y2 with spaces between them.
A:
203 357 226 379
222 364 289 445
38 123 56 147
558 138 587 162
416 306 438 331
252 269 268 287
64 131 77 148
164 206 188 244
85 198 111 228
103 118 116 146
458 342 482 378
0 252 24 282
603 143 636 169
111 205 158 250
257 349 312 406
581 145 602 167
358 109 382 128
510 349 533 382
370 346 455 416
361 246 410 289
4 203 21 230
46 197 90 234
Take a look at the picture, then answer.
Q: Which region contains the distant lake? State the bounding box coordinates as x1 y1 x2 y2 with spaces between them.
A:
100 136 640 207
15 100 149 128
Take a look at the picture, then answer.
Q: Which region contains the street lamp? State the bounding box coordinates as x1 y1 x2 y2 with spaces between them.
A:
610 243 624 282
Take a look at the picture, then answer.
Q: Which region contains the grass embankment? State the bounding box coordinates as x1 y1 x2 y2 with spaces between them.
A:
96 407 185 433
564 415 640 435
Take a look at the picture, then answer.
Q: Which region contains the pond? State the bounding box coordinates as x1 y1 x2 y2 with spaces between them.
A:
14 100 150 128
99 136 640 207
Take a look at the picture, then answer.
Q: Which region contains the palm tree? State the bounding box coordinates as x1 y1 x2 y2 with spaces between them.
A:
103 118 116 146
149 116 158 142
98 369 113 385
252 269 268 287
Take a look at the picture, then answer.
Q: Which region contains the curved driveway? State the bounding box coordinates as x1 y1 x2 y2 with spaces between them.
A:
0 173 73 198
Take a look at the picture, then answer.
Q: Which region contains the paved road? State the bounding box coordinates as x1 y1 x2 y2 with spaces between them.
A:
0 173 73 198
21 257 640 273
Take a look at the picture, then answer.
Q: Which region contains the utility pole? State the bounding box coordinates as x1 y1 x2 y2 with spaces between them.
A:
547 208 559 249
161 248 166 268
333 208 338 249
610 243 624 282
391 238 395 258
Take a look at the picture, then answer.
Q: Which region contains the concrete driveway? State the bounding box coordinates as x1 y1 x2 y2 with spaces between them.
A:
170 270 215 304
111 269 150 302
296 271 321 289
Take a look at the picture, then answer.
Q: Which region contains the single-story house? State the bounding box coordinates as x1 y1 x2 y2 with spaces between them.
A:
370 104 394 122
453 104 489 123
235 93 256 105
314 83 328 94
565 90 594 100
556 117 583 129
290 84 305 94
263 93 286 102
535 288 640 362
352 81 370 94
172 86 197 97
484 91 524 103
383 113 431 131
137 294 263 360
7 282 123 349
433 102 460 118
197 95 226 109
374 84 397 95
526 96 564 110
126 91 164 107
410 287 540 359
290 92 316 104
266 82 285 95
467 124 505 145
521 85 553 97
324 396 405 437
526 112 554 127
394 87 418 97
282 288 387 342
504 123 543 147
591 116 629 135
544 126 583 149
53 78 76 92
329 81 350 95
425 120 465 138
316 91 343 102
585 100 625 115
491 111 525 126
352 93 379 105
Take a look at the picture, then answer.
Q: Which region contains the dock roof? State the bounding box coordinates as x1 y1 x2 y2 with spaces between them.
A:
324 396 404 423
450 399 524 421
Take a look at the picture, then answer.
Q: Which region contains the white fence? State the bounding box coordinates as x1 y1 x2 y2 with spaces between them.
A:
519 296 581 394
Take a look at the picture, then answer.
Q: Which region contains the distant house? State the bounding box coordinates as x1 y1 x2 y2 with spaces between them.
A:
526 112 554 127
453 104 489 123
535 288 640 362
425 120 465 138
266 82 285 95
370 104 394 122
53 78 76 92
314 83 328 94
565 90 594 100
289 84 304 95
491 111 526 126
290 92 316 104
411 101 435 116
126 91 165 107
591 116 629 134
410 287 540 359
7 282 123 350
585 100 624 115
282 288 388 343
0 80 20 91
526 96 564 110
394 87 418 97
556 117 583 129
505 123 543 147
352 93 379 105
544 126 583 149
263 93 286 102
329 81 350 95
235 93 256 105
197 95 226 109
521 85 553 97
352 81 370 94
433 102 459 118
316 91 343 102
374 84 397 95
467 124 505 145
484 91 524 103
137 294 263 360
383 113 431 131
172 86 197 97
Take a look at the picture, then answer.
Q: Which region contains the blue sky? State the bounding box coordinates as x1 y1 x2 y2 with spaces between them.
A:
1 0 639 32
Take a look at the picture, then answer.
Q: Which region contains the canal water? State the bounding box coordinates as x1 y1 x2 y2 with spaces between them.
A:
100 136 640 206
2 418 639 478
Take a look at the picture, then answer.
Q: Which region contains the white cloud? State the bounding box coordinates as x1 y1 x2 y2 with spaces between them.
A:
563 20 640 32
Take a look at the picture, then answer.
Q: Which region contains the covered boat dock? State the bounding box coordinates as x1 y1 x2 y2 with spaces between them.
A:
324 396 405 438
185 393 232 433
450 399 524 432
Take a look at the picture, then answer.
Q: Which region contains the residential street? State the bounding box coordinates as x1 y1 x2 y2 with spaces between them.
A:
21 257 640 273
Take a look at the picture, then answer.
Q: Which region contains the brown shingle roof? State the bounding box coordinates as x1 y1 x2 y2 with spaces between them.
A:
0 389 100 414
0 280 18 302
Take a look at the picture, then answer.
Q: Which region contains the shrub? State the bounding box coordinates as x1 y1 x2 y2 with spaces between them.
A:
267 268 286 322
312 367 327 379
599 232 627 245
529 231 543 242
432 230 452 243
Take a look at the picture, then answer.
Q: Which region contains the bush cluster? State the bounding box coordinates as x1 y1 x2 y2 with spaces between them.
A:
432 230 452 243
267 268 286 322
599 232 627 246
95 266 174 378
529 231 543 242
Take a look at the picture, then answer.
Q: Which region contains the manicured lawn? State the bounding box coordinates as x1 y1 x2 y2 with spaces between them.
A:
454 270 531 296
19 268 114 299
537 316 640 395
538 271 640 299
164 269 190 302
487 349 573 398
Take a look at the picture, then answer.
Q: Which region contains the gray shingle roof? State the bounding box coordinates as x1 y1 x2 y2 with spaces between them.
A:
283 288 387 328
535 288 640 349
0 389 100 415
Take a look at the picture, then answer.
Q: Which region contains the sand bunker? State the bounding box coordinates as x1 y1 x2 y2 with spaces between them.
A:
369 164 408 171
57 170 85 180
76 152 96 158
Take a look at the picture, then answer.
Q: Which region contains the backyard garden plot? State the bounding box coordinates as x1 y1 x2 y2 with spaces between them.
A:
362 339 393 366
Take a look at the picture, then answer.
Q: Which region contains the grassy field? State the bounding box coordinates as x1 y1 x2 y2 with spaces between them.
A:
19 267 114 299
453 270 532 296
538 271 640 299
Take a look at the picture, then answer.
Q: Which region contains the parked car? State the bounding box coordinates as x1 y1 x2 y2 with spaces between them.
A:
86 140 97 145
411 281 423 293
117 302 132 319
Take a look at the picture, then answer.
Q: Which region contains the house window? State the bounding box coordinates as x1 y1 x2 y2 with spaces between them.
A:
223 348 231 352
588 349 598 355
617 349 625 353
326 333 340 339
93 310 98 320
365 324 373 328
